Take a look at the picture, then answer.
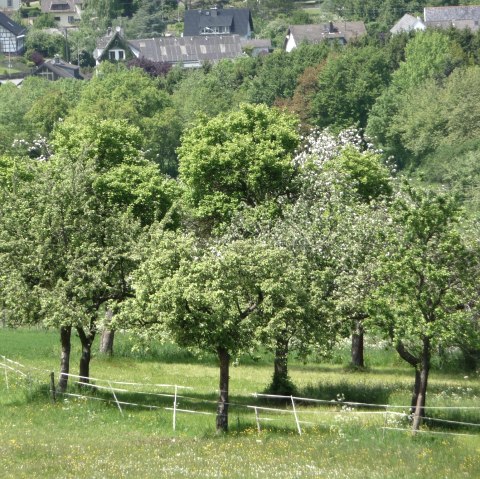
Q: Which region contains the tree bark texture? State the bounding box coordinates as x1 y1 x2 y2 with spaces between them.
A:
351 319 364 368
58 326 71 392
77 325 96 384
412 337 430 432
273 336 289 387
99 309 115 356
216 347 230 433
99 330 115 356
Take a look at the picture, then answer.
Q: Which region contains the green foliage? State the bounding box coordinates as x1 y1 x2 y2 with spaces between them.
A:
246 43 331 106
70 63 177 173
371 186 479 354
171 59 253 125
25 30 65 59
0 77 82 154
367 30 467 165
178 103 299 228
310 45 391 130
325 147 393 202
32 13 57 29
124 0 167 38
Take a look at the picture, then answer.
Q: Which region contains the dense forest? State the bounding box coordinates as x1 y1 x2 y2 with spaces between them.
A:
1 1 480 431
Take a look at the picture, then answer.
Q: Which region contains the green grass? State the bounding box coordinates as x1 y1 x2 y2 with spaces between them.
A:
0 55 31 76
1 328 479 478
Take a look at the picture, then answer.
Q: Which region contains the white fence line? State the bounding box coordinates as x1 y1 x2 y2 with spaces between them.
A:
251 392 480 410
382 427 478 438
1 354 479 437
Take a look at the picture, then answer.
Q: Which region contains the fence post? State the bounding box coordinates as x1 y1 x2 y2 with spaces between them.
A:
108 381 123 415
50 372 57 402
3 356 8 390
383 405 388 438
291 395 302 435
173 385 178 432
254 407 261 433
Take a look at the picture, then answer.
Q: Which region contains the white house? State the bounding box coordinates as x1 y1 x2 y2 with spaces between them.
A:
41 0 82 28
0 0 21 13
390 14 426 34
0 11 25 54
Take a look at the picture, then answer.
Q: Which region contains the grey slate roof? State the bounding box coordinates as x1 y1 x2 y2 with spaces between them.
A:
183 7 253 37
129 35 244 65
0 11 26 36
33 57 83 79
41 0 76 14
287 21 366 45
424 5 480 30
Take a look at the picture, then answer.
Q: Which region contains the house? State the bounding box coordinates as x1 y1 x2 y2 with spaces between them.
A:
94 27 253 68
390 14 426 34
0 11 25 54
0 0 21 13
240 38 271 57
129 35 245 68
40 0 82 28
424 5 480 31
391 5 480 34
285 21 367 52
33 55 83 80
93 27 135 63
183 6 253 39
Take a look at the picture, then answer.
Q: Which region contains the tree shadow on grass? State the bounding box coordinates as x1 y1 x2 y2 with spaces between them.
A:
297 380 396 405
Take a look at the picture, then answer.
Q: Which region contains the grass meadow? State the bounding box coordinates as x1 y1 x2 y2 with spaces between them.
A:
1 328 479 478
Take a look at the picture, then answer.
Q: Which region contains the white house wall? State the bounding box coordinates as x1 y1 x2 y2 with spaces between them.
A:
0 24 18 53
0 0 21 11
285 35 296 53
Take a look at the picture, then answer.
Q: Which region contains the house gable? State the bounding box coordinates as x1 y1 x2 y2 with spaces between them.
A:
390 13 426 34
40 0 82 28
33 57 83 81
0 11 25 54
184 7 253 38
285 21 366 52
94 28 136 64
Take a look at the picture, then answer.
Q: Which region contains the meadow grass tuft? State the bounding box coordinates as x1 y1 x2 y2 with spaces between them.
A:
1 328 479 478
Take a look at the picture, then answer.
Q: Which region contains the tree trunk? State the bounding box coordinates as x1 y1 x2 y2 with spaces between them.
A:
216 347 230 433
410 368 421 414
412 337 430 432
99 329 115 355
77 325 96 385
99 309 115 356
351 319 364 368
58 326 71 392
273 336 289 384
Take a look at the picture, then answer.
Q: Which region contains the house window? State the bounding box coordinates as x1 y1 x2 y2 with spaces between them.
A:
39 71 55 81
54 17 61 21
108 49 125 61
7 0 13 7
68 16 75 23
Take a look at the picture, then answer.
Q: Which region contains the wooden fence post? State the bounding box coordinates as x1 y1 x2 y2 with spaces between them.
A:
50 372 56 402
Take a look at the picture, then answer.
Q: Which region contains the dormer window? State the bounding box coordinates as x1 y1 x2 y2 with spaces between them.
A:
200 25 230 34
